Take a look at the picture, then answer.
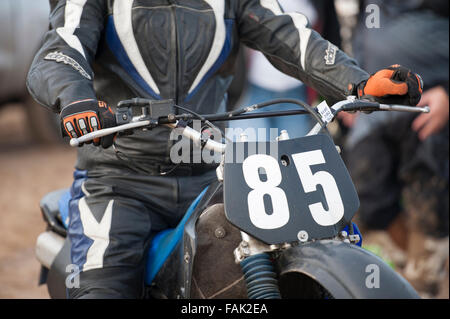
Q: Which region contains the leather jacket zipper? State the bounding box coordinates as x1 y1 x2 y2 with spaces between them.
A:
166 0 179 163
168 0 179 105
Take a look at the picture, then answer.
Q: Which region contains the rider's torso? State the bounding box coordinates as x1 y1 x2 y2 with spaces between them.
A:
96 0 238 108
82 0 238 172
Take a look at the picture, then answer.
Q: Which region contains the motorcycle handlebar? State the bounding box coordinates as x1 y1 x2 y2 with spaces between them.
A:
69 98 430 148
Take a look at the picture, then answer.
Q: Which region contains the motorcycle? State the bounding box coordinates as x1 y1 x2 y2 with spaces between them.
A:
35 96 428 299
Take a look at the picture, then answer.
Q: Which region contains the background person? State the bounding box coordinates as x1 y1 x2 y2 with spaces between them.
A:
342 0 449 298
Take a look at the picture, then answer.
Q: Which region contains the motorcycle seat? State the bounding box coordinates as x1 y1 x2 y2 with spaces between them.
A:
39 188 70 237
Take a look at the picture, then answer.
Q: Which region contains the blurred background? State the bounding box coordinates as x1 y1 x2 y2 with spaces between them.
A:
0 0 76 298
0 0 448 299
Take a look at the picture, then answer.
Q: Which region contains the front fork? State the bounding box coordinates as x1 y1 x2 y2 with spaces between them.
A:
234 232 286 299
234 228 362 299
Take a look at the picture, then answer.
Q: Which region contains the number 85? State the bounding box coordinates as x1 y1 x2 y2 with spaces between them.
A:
242 150 344 230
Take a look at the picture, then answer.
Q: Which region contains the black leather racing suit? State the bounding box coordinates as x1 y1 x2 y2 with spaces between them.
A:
28 0 369 172
27 0 370 298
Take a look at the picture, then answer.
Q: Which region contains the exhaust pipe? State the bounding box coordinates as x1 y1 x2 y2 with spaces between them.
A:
35 231 65 269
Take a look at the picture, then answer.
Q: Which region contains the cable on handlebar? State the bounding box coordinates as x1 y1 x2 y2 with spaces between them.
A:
172 104 232 143
206 109 311 121
203 98 326 128
252 99 324 127
198 98 333 138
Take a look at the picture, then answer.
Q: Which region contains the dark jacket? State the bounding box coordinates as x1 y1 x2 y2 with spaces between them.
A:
354 0 449 92
27 0 369 172
312 0 342 47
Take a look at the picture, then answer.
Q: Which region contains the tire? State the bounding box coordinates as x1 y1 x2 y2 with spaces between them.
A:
279 272 335 299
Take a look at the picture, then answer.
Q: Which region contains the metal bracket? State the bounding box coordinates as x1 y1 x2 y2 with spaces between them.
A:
337 230 361 245
115 98 175 125
234 232 283 264
216 155 225 182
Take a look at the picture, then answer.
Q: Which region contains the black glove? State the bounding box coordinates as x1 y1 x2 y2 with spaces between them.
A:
357 65 424 106
60 99 116 148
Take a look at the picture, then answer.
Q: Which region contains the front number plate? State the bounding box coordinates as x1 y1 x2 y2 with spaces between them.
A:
223 134 359 244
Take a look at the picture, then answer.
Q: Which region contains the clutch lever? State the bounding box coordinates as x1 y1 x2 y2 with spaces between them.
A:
69 120 152 147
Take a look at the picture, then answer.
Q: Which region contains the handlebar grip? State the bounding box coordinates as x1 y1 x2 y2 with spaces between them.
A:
339 100 429 114
379 104 430 113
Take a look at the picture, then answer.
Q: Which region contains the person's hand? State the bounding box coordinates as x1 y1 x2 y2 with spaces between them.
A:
412 86 449 141
60 99 117 148
357 65 423 106
338 112 359 128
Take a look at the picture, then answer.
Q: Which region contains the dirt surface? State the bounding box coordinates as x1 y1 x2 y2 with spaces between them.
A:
0 104 76 299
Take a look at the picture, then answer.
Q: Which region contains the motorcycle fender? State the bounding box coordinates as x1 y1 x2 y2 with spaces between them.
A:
277 240 420 299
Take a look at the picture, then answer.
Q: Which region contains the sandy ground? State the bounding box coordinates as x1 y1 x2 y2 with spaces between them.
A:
0 104 76 299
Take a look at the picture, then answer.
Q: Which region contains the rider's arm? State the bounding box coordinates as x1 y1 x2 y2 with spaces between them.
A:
235 0 369 104
26 0 106 113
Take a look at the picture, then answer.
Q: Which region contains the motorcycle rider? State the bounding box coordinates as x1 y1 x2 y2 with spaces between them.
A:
27 0 423 299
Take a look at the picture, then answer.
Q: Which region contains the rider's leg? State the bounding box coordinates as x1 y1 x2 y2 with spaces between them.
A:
66 169 215 299
66 175 157 298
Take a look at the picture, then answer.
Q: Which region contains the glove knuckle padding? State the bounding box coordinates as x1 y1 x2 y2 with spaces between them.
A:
365 77 408 97
60 99 117 147
360 65 423 106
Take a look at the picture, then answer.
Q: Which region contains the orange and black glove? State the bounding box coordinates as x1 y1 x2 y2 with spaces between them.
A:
357 65 423 106
60 99 116 148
